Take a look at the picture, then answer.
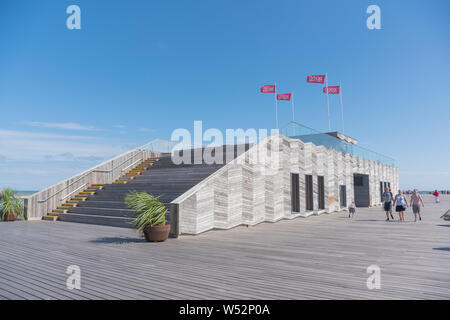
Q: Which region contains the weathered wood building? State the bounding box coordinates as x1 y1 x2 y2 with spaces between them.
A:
24 122 397 236
173 128 397 234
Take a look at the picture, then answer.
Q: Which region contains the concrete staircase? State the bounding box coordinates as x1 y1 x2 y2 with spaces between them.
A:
42 184 105 222
42 156 159 223
50 145 249 228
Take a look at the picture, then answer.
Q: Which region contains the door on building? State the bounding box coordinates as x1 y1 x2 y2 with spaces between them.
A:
305 174 314 210
339 185 347 208
291 173 300 213
318 176 325 210
380 181 384 202
354 173 370 207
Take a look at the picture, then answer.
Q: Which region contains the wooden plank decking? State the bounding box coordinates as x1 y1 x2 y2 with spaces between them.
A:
0 194 449 300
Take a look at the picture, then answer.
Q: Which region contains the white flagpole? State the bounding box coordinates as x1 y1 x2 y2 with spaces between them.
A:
339 81 345 133
325 73 331 131
291 93 295 122
274 82 279 129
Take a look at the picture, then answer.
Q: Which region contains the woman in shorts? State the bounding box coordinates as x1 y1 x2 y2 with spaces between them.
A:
393 189 408 222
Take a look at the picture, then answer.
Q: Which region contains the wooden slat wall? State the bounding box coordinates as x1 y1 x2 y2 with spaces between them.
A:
172 134 398 235
24 149 158 220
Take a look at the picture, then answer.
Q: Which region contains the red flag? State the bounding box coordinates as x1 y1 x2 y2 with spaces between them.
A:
277 93 291 101
260 85 276 93
323 86 340 94
307 75 326 84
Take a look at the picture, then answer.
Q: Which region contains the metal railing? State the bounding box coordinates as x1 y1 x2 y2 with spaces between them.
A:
26 146 157 220
36 148 149 203
280 121 395 166
60 183 88 201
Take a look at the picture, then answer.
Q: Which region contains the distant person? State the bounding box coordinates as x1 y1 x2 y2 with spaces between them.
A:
410 189 425 222
433 190 440 203
348 201 356 218
394 189 408 222
382 187 395 221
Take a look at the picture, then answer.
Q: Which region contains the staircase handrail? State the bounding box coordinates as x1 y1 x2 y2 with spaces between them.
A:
36 148 142 203
25 146 158 220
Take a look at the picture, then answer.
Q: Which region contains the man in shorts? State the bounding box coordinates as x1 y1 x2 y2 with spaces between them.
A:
382 187 394 221
410 189 425 222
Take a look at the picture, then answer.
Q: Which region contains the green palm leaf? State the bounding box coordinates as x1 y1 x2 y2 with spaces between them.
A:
0 188 24 221
125 191 167 231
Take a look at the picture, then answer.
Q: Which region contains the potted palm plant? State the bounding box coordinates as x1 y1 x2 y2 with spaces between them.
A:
125 191 170 242
0 189 24 222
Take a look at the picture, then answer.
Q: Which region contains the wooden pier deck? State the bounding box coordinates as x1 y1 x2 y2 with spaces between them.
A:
0 195 449 300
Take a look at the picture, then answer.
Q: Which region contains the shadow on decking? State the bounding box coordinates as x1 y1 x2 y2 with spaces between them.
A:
436 224 450 227
337 217 379 221
433 248 450 252
89 237 146 244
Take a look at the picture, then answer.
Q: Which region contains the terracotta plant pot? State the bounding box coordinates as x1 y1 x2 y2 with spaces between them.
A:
1 211 18 222
143 224 171 242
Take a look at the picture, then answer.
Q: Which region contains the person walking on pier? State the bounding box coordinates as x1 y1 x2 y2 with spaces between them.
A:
382 187 395 221
433 190 440 203
394 189 408 222
410 189 425 222
348 201 356 218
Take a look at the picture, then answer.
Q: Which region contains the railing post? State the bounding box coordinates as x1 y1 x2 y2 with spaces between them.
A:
22 197 29 220
168 203 179 238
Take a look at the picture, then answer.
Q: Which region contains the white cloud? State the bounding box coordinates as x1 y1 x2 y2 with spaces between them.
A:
113 124 126 129
139 128 157 132
0 160 103 190
0 130 129 160
0 130 144 190
24 121 99 131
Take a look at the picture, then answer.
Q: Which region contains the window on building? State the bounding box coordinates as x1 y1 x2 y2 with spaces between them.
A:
291 173 300 213
305 175 314 211
340 185 347 208
380 181 383 202
318 176 325 210
354 175 364 186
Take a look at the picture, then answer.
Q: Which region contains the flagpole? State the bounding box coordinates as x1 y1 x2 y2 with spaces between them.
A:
339 81 345 133
274 82 279 129
291 93 295 122
325 73 331 131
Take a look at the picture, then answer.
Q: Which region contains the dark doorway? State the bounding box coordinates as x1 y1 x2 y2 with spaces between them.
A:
380 181 383 202
291 173 300 213
339 185 347 208
354 174 370 207
318 176 325 210
305 175 314 210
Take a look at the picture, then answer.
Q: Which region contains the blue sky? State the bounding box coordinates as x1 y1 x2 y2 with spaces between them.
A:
0 0 449 190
